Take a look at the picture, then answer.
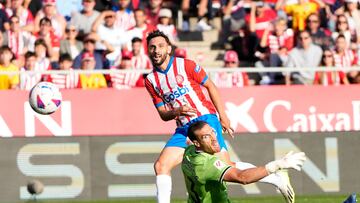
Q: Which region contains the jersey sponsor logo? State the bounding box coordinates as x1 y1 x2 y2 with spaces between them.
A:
163 86 190 103
214 160 226 170
176 74 184 85
195 65 201 73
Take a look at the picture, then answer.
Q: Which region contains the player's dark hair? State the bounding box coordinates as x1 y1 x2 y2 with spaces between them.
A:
187 121 209 142
146 30 172 46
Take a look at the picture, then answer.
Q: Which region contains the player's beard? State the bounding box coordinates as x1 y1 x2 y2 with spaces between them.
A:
150 52 168 67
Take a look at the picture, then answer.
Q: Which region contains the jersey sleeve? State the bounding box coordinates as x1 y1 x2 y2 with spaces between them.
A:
204 156 231 182
184 59 208 85
145 77 164 108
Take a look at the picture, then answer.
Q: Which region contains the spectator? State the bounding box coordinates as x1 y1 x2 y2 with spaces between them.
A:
282 0 325 31
181 0 213 31
5 0 34 32
113 0 136 31
2 15 34 66
343 0 360 44
306 13 333 49
333 34 357 68
285 30 323 85
34 17 60 61
247 1 277 40
60 24 83 59
332 14 355 46
109 49 144 89
92 10 128 65
258 17 294 85
212 50 249 87
78 51 107 89
47 53 79 89
130 37 152 69
228 26 258 65
156 8 177 45
34 39 52 73
332 34 359 83
262 17 294 57
34 0 67 38
0 45 19 90
71 0 100 39
144 0 163 27
0 7 9 32
25 0 43 17
19 51 43 90
314 49 349 85
73 33 112 70
126 9 156 54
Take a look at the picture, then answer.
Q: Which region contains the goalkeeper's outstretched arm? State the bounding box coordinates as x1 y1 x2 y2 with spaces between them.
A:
223 151 306 185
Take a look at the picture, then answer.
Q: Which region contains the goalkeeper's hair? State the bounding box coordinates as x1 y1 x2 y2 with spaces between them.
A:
187 121 209 142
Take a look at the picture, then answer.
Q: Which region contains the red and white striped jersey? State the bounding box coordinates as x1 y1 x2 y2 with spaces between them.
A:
6 30 33 58
212 72 249 87
145 56 217 126
6 8 34 28
132 54 152 69
333 49 357 68
19 67 43 90
35 58 51 72
267 28 294 53
47 68 79 89
110 71 144 89
313 71 347 86
115 10 136 31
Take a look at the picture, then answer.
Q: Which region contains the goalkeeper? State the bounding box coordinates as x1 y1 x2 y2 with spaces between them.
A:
181 121 306 203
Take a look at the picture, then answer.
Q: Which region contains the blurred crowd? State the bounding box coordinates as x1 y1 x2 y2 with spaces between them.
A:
0 0 360 90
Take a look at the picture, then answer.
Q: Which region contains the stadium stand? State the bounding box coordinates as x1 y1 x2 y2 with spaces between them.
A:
1 0 360 89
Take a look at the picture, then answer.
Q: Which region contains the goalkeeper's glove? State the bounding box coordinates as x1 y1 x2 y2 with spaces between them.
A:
265 151 306 174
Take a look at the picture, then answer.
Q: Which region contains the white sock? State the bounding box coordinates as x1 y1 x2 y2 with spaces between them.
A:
156 175 172 203
235 162 281 187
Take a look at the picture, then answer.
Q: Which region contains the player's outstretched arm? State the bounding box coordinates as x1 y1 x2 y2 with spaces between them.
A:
223 151 306 185
223 166 269 185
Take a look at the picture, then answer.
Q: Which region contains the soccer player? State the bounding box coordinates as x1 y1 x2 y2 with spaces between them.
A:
145 30 297 203
182 121 306 203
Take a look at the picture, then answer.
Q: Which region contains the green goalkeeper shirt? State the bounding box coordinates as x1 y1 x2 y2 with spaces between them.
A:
181 145 232 203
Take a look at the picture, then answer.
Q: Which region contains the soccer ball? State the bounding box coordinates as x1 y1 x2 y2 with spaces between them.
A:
29 82 62 115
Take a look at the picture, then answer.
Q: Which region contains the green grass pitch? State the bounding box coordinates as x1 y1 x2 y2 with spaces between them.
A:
27 195 351 203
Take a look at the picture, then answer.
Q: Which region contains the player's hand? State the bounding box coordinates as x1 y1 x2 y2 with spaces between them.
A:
175 105 197 117
220 116 234 138
265 151 307 174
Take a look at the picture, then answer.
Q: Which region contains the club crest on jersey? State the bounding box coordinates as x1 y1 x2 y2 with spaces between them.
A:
195 64 201 73
176 74 184 85
214 160 226 170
